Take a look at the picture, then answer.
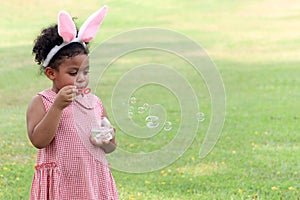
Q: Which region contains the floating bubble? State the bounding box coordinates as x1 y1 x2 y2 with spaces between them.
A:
164 121 172 131
128 111 133 119
128 106 135 112
145 115 159 129
130 96 137 104
196 112 205 122
138 106 145 114
143 103 149 110
146 122 159 129
145 115 159 122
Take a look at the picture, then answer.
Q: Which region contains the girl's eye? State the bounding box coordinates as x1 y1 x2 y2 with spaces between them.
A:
69 72 77 76
84 71 90 75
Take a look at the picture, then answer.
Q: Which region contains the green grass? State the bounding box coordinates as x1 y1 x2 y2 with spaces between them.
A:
1 0 300 199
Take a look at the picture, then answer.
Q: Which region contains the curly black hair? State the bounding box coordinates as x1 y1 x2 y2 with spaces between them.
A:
32 24 89 73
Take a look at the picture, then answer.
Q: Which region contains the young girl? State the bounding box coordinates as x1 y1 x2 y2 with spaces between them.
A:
27 6 119 199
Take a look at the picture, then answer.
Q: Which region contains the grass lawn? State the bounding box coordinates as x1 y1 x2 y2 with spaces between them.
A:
1 0 300 199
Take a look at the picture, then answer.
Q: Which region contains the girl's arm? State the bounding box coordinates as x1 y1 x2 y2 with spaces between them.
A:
26 86 76 149
27 95 62 149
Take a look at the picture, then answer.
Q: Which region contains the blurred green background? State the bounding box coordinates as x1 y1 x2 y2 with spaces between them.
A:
1 0 300 199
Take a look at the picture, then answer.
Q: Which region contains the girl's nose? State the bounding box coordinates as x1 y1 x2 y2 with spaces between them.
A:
76 72 85 83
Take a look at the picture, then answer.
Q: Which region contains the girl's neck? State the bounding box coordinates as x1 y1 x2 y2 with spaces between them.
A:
51 86 59 93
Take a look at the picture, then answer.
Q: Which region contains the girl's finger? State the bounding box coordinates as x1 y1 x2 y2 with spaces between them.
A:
71 93 76 101
72 87 78 94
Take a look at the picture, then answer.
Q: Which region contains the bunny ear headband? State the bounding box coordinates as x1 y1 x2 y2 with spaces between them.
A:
43 6 108 67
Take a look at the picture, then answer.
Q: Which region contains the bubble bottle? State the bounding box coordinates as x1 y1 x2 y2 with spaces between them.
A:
91 117 115 143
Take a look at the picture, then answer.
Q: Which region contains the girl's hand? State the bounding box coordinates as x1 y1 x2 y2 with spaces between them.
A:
89 134 111 147
53 85 77 110
89 129 117 153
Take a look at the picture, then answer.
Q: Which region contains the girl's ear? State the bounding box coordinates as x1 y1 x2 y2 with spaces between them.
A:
45 67 56 80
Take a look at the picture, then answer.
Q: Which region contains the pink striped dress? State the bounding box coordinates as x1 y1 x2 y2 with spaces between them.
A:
30 89 118 200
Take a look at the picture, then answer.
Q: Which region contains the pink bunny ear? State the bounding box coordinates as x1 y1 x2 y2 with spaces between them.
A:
58 11 77 42
78 6 108 42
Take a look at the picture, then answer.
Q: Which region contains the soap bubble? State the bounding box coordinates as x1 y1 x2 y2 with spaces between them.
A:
128 111 133 119
163 121 172 131
138 106 145 114
145 115 159 122
145 115 160 129
196 112 205 122
128 106 134 112
130 96 137 104
146 121 159 129
143 103 149 110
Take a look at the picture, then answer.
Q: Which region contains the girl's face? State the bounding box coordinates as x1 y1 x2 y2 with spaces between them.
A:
49 54 89 93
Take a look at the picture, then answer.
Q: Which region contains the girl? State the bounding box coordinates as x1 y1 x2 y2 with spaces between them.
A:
27 6 119 199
